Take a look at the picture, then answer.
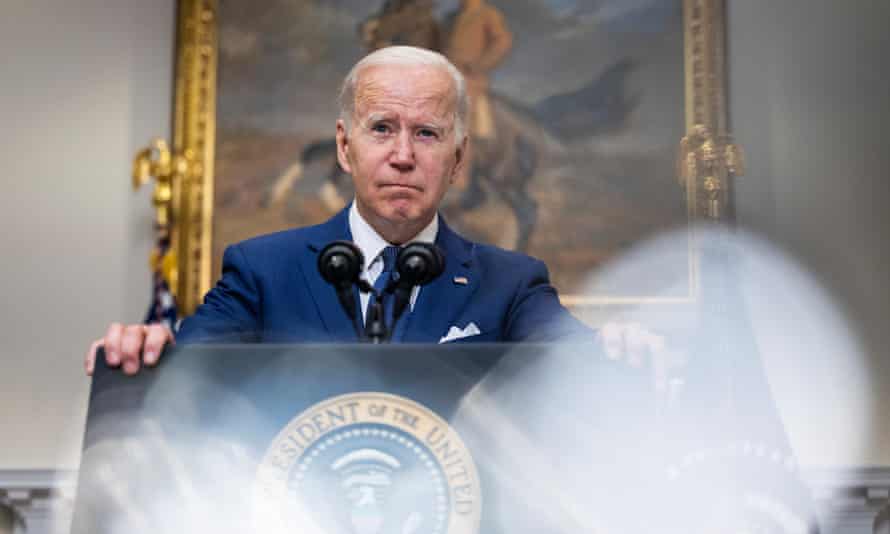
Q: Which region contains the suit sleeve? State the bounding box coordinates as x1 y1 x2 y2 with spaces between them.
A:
503 257 595 342
176 244 262 343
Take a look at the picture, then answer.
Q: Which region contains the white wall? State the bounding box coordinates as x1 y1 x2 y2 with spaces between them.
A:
0 1 174 469
729 0 890 467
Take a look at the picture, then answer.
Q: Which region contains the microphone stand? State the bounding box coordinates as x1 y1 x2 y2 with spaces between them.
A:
387 279 414 340
364 293 388 344
357 279 389 344
360 279 411 344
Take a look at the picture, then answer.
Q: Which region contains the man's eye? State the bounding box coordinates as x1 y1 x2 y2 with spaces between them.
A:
417 129 438 139
371 123 391 134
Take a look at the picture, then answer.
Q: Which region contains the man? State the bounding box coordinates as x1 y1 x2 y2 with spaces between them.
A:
445 0 512 142
86 46 647 377
443 0 513 211
359 0 441 52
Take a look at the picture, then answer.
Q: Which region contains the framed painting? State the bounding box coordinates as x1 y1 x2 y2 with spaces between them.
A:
155 0 737 319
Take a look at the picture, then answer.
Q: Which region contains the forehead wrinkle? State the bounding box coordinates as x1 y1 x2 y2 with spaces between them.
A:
353 67 456 126
356 91 452 122
364 111 390 123
362 110 448 131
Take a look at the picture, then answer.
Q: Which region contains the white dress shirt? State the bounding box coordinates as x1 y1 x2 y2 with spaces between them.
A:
348 201 439 322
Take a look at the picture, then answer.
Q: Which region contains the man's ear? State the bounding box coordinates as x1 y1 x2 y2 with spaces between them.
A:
335 119 353 174
450 135 469 184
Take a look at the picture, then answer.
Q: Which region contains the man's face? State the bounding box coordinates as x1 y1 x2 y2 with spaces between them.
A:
336 63 466 243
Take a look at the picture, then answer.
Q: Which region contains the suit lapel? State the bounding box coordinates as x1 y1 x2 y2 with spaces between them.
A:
400 218 479 343
297 206 361 341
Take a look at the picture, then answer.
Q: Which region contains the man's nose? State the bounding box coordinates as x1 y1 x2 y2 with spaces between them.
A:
389 130 415 170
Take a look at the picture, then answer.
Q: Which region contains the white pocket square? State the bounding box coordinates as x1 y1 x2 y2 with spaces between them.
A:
438 322 482 343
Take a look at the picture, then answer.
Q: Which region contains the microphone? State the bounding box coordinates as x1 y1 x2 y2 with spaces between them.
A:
317 241 364 331
396 242 446 286
388 243 446 326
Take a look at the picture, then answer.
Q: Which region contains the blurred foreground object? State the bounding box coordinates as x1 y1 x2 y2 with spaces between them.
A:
573 223 872 532
73 343 652 534
74 327 826 533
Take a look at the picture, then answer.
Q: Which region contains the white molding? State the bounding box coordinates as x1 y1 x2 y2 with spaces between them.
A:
802 467 890 533
2 467 888 532
0 470 77 512
0 470 77 491
804 467 890 510
805 467 890 490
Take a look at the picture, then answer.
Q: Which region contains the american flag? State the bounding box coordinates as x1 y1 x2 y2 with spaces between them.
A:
143 226 177 330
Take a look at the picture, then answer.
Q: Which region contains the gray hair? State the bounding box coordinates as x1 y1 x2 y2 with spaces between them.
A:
338 46 469 143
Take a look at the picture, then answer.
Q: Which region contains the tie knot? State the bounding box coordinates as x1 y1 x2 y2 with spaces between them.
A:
379 245 400 274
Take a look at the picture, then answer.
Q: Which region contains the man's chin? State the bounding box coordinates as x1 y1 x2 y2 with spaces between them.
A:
381 200 424 221
379 205 437 236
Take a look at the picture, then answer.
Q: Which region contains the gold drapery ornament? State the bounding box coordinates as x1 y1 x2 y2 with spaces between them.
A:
677 124 745 220
132 138 196 297
132 138 188 229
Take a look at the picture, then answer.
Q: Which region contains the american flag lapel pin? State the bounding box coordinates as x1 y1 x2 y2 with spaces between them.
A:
453 276 469 286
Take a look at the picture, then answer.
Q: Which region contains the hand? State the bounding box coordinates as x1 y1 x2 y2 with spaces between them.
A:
598 322 664 364
85 322 175 376
597 322 674 396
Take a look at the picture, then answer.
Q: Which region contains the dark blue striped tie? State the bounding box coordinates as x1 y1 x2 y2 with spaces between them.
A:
366 245 400 327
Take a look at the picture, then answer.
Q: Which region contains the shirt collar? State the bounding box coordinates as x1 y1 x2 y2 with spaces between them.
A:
348 201 439 266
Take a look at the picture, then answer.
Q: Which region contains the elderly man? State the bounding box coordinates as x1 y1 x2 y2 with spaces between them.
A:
86 46 598 376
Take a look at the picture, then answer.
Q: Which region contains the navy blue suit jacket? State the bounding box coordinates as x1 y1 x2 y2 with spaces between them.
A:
178 207 590 344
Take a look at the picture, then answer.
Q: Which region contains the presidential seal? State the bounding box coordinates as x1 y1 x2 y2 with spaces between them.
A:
254 393 481 534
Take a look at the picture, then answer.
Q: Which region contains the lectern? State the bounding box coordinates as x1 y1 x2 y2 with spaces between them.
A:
72 343 816 534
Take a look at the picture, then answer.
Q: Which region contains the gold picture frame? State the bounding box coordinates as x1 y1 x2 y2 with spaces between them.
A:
142 0 741 317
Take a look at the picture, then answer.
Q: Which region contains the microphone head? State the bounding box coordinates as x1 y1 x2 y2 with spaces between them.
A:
318 241 364 286
396 243 445 286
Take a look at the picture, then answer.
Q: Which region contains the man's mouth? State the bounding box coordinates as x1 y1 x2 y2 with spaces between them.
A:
379 183 422 192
